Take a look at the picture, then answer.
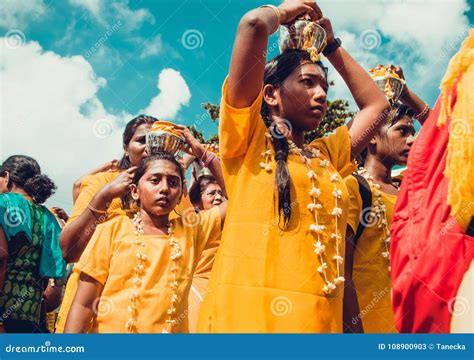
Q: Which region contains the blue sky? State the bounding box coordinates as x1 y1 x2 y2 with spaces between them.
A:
1 0 473 210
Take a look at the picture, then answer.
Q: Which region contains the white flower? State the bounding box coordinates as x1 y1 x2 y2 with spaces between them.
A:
330 173 339 183
331 207 343 217
265 165 272 172
171 281 179 289
162 329 169 334
327 281 336 290
310 224 325 234
315 204 323 210
332 189 343 199
331 233 342 240
259 162 266 169
314 240 326 254
171 294 179 303
128 305 136 313
381 251 390 258
307 170 317 179
384 236 391 243
307 203 318 211
333 255 344 264
322 285 329 293
319 159 330 167
311 149 321 157
334 276 345 284
388 266 391 272
133 277 142 286
317 262 328 273
309 187 322 197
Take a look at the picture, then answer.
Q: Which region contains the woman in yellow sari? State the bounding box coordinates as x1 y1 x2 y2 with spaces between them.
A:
197 0 389 333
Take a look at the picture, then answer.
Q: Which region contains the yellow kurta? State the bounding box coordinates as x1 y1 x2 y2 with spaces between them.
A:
55 170 193 333
74 207 221 333
187 234 220 332
197 79 354 333
344 175 397 333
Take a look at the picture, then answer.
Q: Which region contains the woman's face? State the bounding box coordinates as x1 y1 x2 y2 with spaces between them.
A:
131 160 183 216
126 123 152 167
272 62 328 132
200 183 224 210
374 115 415 166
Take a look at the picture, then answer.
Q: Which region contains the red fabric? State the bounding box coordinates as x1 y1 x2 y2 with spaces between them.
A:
390 85 474 333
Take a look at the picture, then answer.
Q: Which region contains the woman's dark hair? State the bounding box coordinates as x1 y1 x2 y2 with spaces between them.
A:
262 49 328 228
118 114 158 170
189 175 218 206
122 153 185 209
0 155 56 204
356 103 415 167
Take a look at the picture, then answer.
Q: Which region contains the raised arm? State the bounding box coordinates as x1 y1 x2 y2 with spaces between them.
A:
394 66 431 125
316 16 389 158
60 167 135 263
228 1 320 108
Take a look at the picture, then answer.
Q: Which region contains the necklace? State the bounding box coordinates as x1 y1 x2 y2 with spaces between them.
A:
357 168 392 272
128 212 181 333
262 133 345 294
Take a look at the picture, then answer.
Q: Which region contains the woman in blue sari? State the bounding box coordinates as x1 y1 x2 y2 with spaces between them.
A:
0 155 65 333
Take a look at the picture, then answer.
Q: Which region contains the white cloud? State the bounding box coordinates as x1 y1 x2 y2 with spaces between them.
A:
0 39 190 212
69 0 104 24
141 69 192 120
139 34 164 59
0 0 46 28
68 0 154 30
317 0 471 108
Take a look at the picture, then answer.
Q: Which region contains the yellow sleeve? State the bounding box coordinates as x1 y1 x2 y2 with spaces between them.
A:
309 125 356 177
219 77 265 159
195 206 222 258
344 175 363 234
74 218 116 285
68 174 99 224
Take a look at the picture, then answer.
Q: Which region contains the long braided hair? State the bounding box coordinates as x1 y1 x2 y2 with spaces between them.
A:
261 49 328 228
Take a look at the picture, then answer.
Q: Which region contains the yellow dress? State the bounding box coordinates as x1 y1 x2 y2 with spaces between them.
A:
197 79 354 333
74 207 221 333
55 170 193 333
344 175 397 333
187 234 220 333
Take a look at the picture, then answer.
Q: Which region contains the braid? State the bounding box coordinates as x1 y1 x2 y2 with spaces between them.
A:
262 105 292 228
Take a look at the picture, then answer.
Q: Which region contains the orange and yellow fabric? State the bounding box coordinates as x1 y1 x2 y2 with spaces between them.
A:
74 207 221 333
187 233 220 332
197 78 354 333
344 175 397 333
